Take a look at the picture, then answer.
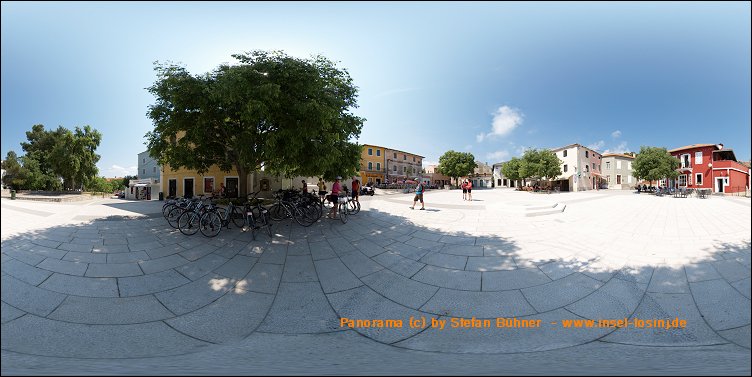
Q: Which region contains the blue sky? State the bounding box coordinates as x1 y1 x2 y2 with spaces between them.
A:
2 1 750 177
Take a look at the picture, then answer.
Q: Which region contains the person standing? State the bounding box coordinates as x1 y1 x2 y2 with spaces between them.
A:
327 176 342 218
467 179 473 201
410 180 425 210
317 178 327 204
351 178 360 203
301 180 308 194
461 179 468 200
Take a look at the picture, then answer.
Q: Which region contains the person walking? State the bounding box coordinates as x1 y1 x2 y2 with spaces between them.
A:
410 179 425 210
466 179 473 201
301 180 308 194
317 178 327 204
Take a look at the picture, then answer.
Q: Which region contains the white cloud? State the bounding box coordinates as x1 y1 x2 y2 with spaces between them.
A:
515 145 531 156
422 160 438 167
604 142 630 154
477 105 524 142
102 164 137 177
611 130 622 138
486 150 510 162
587 140 605 151
476 133 485 143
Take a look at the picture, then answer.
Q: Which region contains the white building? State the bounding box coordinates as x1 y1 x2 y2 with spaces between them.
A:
491 162 523 188
602 153 636 190
549 144 604 192
126 178 161 200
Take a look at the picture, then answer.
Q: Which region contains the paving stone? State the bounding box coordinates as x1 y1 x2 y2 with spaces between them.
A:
91 244 131 254
566 278 646 319
0 315 209 358
258 243 288 265
106 251 150 264
718 325 751 349
309 241 338 260
165 289 274 343
711 260 750 282
360 269 438 309
482 268 552 291
213 255 258 280
395 309 610 353
602 293 727 346
730 277 751 300
614 266 654 285
257 282 341 333
420 252 468 270
25 245 67 259
1 301 26 323
2 248 46 266
339 250 384 277
39 273 118 297
287 239 311 255
421 288 536 318
30 239 62 249
58 242 93 253
36 258 88 276
373 251 426 277
438 235 476 245
144 244 185 259
281 255 318 282
412 266 481 291
1 258 52 286
138 254 190 274
48 295 174 324
410 230 443 242
314 258 363 293
240 263 283 294
128 240 164 252
70 237 103 246
85 263 143 278
326 237 356 256
179 244 219 262
404 237 444 251
118 269 191 297
465 256 517 271
352 238 387 258
690 279 751 331
155 273 232 315
521 273 603 312
328 285 438 343
62 251 107 264
442 245 485 257
1 274 66 317
683 263 723 283
385 243 431 261
648 267 690 293
174 254 229 281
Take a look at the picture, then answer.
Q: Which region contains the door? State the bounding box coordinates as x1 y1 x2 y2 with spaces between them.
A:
184 178 194 198
226 178 239 198
717 178 724 193
168 179 177 198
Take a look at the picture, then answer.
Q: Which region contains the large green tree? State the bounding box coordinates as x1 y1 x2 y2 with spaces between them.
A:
145 50 365 197
519 149 562 182
632 146 680 183
2 151 22 189
500 157 523 184
436 151 477 186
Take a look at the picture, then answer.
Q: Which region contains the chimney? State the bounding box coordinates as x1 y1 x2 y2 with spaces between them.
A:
717 143 724 150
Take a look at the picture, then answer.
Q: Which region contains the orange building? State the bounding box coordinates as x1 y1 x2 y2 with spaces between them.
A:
360 144 386 185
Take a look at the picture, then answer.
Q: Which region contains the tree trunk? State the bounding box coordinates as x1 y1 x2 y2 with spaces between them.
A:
237 164 248 199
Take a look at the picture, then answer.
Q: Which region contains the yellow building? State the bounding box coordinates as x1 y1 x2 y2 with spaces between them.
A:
360 144 386 185
162 164 245 199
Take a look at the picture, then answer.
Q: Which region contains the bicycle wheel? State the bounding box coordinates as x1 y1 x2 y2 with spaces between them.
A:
162 203 176 219
230 207 245 228
339 203 348 224
268 203 288 221
199 212 222 238
167 207 184 229
178 211 200 236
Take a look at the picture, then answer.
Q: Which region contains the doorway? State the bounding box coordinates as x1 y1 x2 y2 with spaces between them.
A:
716 178 725 193
168 179 177 198
226 177 239 198
184 178 194 198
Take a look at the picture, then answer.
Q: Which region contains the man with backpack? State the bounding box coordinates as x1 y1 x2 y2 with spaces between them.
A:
410 179 426 210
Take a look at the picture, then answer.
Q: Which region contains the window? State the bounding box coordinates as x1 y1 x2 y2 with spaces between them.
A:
628 175 632 184
143 158 145 163
607 176 611 183
678 175 687 186
376 150 381 156
681 154 691 168
585 165 589 172
142 169 145 175
368 162 373 170
563 164 568 172
413 156 415 162
376 163 380 171
393 165 397 171
606 162 610 170
368 148 373 155
418 159 421 164
394 152 397 158
616 160 621 169
616 175 621 184
403 166 406 172
695 152 702 164
204 177 214 193
563 150 567 157
403 155 406 160
153 167 156 173
592 163 595 170
628 161 631 170
696 173 703 185
585 151 589 158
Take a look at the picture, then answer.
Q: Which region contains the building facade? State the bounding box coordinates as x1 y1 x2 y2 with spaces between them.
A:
491 162 523 188
138 151 161 183
360 144 386 185
550 144 603 192
469 162 494 188
424 165 451 187
667 143 750 194
384 148 424 183
602 153 636 190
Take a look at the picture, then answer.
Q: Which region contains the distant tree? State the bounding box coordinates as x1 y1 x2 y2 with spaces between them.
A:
436 151 477 186
120 175 137 190
632 146 679 183
2 151 22 189
519 149 562 183
145 50 365 197
500 157 523 185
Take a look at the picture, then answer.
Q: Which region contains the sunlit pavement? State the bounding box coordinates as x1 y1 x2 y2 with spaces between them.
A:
2 189 750 375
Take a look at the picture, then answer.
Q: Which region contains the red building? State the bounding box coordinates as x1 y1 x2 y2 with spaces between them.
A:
667 143 750 194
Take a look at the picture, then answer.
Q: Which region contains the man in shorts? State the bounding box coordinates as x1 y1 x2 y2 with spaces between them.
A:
327 176 342 218
351 178 360 203
317 178 327 204
410 179 425 210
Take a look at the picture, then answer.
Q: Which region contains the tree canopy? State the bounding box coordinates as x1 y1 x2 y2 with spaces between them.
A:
500 157 523 182
632 146 679 182
145 50 365 197
436 151 477 185
518 149 562 181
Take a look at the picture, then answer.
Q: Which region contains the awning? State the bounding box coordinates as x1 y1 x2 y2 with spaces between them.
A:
134 184 148 187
